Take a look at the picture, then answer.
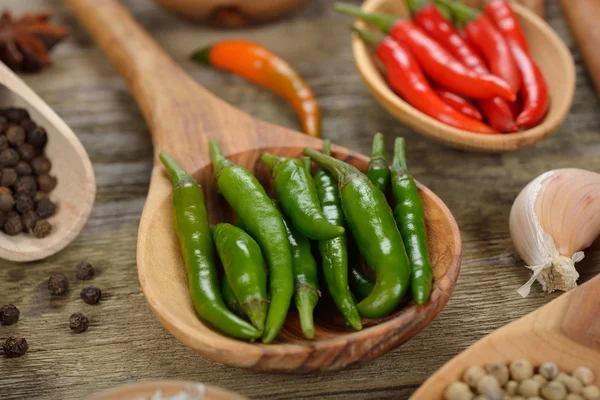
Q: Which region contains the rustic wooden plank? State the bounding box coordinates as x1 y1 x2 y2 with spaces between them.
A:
1 0 599 399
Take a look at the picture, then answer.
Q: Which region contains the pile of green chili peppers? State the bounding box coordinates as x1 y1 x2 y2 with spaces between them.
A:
160 134 433 343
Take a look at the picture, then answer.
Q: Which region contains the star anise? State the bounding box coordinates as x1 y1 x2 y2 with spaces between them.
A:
0 10 69 73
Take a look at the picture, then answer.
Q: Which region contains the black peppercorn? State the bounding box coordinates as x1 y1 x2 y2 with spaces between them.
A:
14 193 34 214
75 262 95 280
33 219 52 238
37 174 57 193
4 107 30 123
69 312 89 333
0 186 15 212
0 304 20 325
80 286 101 305
0 210 6 229
47 273 68 295
0 148 19 167
0 167 16 186
0 135 7 152
21 210 38 231
3 336 28 358
14 176 37 196
21 119 36 134
36 198 56 218
31 156 50 175
3 213 22 235
15 161 32 176
17 144 37 162
6 125 25 146
27 127 47 149
34 191 48 203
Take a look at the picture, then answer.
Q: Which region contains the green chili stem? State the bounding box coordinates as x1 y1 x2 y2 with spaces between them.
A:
435 0 480 23
296 290 318 339
371 133 387 161
391 137 408 175
304 148 358 184
351 27 379 48
334 3 397 33
322 139 332 156
303 156 312 174
190 45 212 64
209 139 232 177
261 153 282 170
405 0 429 14
434 2 453 20
159 152 193 186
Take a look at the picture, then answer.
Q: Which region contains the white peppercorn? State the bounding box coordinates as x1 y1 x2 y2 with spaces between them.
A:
463 366 486 388
529 397 544 400
541 381 568 400
512 396 525 400
533 374 548 386
566 394 585 400
583 385 600 400
445 381 474 400
506 380 519 395
476 376 503 400
540 362 560 380
510 360 534 381
573 367 596 386
487 363 510 386
557 373 584 394
518 378 541 397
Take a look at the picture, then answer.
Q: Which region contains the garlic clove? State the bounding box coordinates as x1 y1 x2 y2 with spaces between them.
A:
509 169 600 297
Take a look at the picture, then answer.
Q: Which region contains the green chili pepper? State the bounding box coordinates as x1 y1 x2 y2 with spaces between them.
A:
209 140 294 344
274 200 320 339
160 152 260 341
221 277 247 319
366 133 391 193
304 148 411 319
261 153 345 241
347 236 375 301
391 138 433 305
313 140 362 330
212 223 268 332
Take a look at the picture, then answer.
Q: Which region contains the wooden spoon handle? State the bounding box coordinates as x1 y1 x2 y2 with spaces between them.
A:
561 0 600 95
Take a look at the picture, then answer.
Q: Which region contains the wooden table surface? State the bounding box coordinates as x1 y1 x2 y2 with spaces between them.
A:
1 1 599 399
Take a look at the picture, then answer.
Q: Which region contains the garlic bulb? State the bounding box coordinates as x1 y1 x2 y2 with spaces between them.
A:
509 168 600 297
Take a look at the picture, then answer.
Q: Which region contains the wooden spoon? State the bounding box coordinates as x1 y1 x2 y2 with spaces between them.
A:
411 274 600 399
0 63 95 262
65 0 462 372
88 381 247 400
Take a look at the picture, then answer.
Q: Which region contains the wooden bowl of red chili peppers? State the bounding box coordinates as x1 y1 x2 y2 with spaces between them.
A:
341 0 575 152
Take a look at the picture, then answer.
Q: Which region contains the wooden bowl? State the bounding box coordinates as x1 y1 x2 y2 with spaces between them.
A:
139 146 462 373
352 0 575 152
88 380 247 400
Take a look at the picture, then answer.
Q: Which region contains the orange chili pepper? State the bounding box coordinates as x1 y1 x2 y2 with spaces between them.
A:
192 40 321 138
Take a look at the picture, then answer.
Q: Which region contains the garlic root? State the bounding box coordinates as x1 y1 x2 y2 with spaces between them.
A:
509 168 600 297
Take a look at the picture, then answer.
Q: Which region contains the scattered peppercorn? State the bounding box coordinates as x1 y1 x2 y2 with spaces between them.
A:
33 219 52 238
2 336 28 358
47 273 68 295
14 193 34 214
27 127 47 149
75 262 95 280
4 107 30 123
37 174 57 192
0 187 14 212
21 210 39 231
0 148 19 166
69 312 89 333
0 167 17 186
14 175 37 196
6 125 25 146
15 161 32 176
81 286 101 305
18 143 37 161
36 198 56 218
0 135 7 151
0 304 20 325
34 191 48 203
3 212 23 235
31 156 50 175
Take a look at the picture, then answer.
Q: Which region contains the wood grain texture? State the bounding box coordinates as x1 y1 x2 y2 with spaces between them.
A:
411 274 600 399
355 0 574 152
561 0 600 94
0 0 599 398
90 380 248 400
63 0 460 372
0 63 95 262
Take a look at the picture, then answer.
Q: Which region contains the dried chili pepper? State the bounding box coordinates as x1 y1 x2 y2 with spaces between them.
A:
405 0 518 133
484 0 549 128
335 3 516 102
192 40 321 137
354 28 497 134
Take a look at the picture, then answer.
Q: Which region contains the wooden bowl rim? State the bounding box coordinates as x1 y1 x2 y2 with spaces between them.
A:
137 147 462 371
353 0 576 152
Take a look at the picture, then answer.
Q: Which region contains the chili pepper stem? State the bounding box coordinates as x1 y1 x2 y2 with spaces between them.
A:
261 153 283 170
371 133 386 160
190 46 212 64
351 27 378 47
322 139 332 157
209 139 232 177
334 3 396 33
159 152 193 186
391 138 408 174
405 0 429 14
435 0 480 23
242 300 268 333
302 156 312 174
304 148 360 186
296 288 319 339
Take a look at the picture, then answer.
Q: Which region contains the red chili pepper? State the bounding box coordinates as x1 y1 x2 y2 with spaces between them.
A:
335 3 516 102
484 0 530 55
484 1 549 128
354 28 497 134
437 0 521 93
433 86 483 121
405 0 518 132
